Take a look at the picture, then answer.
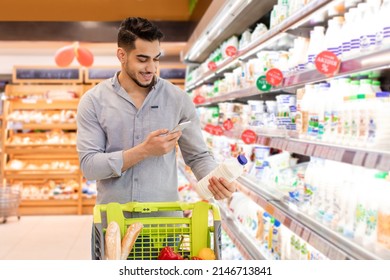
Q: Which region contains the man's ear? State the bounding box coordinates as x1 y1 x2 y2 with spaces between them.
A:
117 48 126 63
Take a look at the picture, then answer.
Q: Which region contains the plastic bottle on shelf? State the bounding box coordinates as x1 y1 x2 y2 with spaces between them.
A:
377 173 390 250
378 0 390 46
262 212 272 250
195 155 248 200
306 26 326 69
271 219 281 259
350 4 367 57
325 17 344 57
360 0 381 51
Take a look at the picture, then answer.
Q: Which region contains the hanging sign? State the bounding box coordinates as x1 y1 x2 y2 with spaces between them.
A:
266 68 284 86
223 119 234 131
314 50 340 76
207 61 217 71
225 46 237 57
241 129 257 144
193 95 206 104
256 75 272 92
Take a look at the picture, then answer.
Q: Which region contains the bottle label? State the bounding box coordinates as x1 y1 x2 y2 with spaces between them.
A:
367 117 376 143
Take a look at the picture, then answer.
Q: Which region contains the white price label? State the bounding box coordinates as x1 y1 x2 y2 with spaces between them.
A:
314 145 323 157
364 153 379 169
21 99 37 104
334 148 345 162
327 148 338 161
352 151 366 166
306 144 315 156
282 139 289 150
321 146 330 159
296 143 307 155
301 228 311 242
377 155 390 171
269 138 276 147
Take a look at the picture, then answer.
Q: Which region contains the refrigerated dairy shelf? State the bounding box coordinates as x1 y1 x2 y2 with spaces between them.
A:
217 201 267 260
186 0 335 91
177 160 266 260
237 174 390 260
194 43 390 106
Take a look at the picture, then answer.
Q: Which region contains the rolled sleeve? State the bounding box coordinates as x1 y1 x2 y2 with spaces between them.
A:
77 93 124 180
178 94 217 180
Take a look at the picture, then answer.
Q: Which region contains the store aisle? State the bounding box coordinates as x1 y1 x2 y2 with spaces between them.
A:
0 215 92 260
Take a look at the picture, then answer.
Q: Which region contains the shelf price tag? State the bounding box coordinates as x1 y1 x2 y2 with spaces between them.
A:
313 145 323 157
256 75 272 92
334 148 345 162
225 46 237 57
352 151 366 166
364 153 379 169
376 155 390 171
327 147 338 161
223 119 234 131
207 61 217 71
306 144 316 156
193 95 206 104
314 50 341 76
241 129 257 144
266 68 284 86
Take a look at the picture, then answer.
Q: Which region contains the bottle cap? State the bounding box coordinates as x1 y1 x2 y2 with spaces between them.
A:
237 154 248 165
274 220 281 227
375 172 388 179
372 80 381 86
376 92 390 98
357 94 365 99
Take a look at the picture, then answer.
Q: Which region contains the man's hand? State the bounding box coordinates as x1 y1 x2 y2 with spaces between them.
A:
207 177 237 200
142 129 181 157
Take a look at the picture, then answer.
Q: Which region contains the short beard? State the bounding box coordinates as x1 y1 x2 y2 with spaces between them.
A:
124 67 154 89
130 75 154 88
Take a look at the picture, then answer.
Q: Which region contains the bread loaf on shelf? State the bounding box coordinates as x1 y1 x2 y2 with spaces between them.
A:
104 221 121 260
120 222 143 260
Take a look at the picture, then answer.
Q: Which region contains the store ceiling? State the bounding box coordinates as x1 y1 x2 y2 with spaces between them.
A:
0 0 212 43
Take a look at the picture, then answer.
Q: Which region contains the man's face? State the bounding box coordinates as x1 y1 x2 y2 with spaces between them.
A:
120 39 161 88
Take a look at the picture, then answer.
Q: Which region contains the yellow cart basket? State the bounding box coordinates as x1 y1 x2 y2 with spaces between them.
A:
92 201 222 260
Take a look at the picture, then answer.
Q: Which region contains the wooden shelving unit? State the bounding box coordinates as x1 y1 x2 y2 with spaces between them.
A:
1 66 88 215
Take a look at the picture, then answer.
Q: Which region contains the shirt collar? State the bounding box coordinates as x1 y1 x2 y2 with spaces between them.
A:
111 71 161 92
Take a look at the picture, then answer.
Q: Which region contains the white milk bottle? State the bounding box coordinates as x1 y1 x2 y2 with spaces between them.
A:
306 26 326 69
195 155 248 200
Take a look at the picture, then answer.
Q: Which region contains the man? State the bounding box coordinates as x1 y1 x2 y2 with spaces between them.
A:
76 17 236 209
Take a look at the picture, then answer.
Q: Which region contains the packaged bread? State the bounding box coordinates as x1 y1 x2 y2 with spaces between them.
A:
104 221 121 260
120 222 143 260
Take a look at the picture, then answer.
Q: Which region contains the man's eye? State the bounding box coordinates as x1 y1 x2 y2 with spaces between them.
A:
139 59 147 62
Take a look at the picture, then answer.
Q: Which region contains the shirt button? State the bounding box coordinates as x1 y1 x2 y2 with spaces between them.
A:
134 178 138 182
136 135 140 139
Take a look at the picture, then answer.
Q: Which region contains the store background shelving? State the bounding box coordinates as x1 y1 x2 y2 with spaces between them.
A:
183 0 390 259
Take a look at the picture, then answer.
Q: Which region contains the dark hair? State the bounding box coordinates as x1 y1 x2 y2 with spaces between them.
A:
117 17 164 50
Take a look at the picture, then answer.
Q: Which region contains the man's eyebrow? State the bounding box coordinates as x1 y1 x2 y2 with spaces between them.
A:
136 52 162 59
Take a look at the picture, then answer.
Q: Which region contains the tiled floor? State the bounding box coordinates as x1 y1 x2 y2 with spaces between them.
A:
0 215 93 260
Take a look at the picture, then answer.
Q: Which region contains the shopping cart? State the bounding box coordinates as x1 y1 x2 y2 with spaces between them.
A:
93 201 221 260
0 186 21 223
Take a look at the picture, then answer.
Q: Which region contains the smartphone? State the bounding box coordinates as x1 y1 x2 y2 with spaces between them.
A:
170 120 191 133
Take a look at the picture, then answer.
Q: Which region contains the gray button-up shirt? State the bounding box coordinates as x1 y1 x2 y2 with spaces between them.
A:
76 73 217 204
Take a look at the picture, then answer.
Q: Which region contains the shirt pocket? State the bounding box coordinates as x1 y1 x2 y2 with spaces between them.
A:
148 104 178 132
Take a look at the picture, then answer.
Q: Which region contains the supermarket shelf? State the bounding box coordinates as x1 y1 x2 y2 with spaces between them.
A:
185 0 333 91
237 174 390 260
268 137 390 172
7 122 77 130
177 159 267 260
9 99 79 110
283 44 390 89
5 144 77 155
194 43 390 106
4 170 80 180
217 201 267 260
19 198 79 215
